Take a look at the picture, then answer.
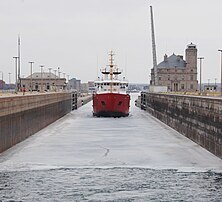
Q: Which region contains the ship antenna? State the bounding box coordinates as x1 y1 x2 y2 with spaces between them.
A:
96 55 99 79
150 6 158 86
124 54 127 79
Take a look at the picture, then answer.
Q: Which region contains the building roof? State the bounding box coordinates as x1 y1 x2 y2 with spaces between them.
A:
187 42 196 49
157 53 186 69
26 72 63 79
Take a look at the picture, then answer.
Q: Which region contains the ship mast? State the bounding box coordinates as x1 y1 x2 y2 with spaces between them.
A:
150 6 158 86
109 51 114 93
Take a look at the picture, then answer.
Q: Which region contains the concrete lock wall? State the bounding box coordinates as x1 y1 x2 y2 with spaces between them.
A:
141 92 222 159
77 95 92 108
0 93 73 153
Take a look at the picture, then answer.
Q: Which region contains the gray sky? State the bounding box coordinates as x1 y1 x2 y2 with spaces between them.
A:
0 0 222 83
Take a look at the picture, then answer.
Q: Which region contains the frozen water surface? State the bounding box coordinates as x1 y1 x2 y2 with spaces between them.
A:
0 94 222 201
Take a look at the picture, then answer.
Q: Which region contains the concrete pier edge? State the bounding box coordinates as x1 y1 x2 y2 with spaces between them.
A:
140 92 222 159
0 92 73 153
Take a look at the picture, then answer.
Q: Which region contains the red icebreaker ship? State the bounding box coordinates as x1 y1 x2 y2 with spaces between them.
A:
93 51 130 117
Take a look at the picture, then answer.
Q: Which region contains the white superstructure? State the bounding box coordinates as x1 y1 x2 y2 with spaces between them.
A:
94 51 128 94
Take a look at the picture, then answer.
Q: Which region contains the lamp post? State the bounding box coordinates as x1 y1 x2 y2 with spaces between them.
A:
218 50 222 96
57 67 61 91
29 62 34 92
8 72 11 85
214 78 217 95
13 56 19 93
197 57 204 95
67 74 70 91
0 71 3 91
58 67 60 78
48 68 52 91
63 73 66 91
54 69 57 91
18 35 21 92
40 65 44 92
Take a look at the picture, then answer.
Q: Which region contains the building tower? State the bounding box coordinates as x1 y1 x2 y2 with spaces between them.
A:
185 43 198 91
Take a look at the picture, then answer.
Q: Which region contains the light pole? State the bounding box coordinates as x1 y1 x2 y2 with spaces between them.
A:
58 67 61 78
54 69 57 91
0 71 3 91
63 73 66 91
8 72 11 85
18 35 21 92
48 67 52 75
29 62 34 92
13 56 19 93
40 65 44 92
218 50 222 96
197 57 204 95
58 67 61 91
67 74 70 91
214 78 217 94
48 68 52 91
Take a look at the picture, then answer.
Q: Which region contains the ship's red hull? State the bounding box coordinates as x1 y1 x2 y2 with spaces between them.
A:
93 93 130 117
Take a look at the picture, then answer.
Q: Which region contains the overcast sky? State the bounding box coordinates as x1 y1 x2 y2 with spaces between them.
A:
1 0 222 84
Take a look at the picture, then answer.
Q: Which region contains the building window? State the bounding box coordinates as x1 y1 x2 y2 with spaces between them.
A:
190 84 193 89
159 77 161 80
168 75 170 80
181 84 184 89
191 75 193 80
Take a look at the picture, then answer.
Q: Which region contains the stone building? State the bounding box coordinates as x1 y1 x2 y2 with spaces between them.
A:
150 43 198 92
0 80 5 90
68 78 81 94
80 83 89 93
21 72 66 92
